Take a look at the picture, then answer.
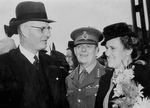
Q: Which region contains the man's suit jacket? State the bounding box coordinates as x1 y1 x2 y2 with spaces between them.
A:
0 48 69 108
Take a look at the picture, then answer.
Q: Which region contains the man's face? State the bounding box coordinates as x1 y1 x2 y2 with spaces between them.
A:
22 21 51 53
74 44 98 67
66 49 74 67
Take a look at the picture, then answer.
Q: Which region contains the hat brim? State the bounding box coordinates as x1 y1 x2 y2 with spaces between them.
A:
101 32 136 46
10 18 55 26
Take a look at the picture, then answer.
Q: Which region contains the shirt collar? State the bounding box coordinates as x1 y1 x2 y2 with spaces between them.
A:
19 45 39 64
79 60 97 74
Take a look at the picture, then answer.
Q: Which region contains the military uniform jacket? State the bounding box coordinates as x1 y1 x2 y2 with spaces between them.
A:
0 48 68 108
66 62 105 108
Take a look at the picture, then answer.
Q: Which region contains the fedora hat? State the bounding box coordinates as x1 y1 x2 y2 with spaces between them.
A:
101 22 136 46
71 27 103 46
10 1 55 27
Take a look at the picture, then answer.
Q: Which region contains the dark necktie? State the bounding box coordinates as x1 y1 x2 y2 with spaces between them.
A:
33 55 39 69
79 69 88 83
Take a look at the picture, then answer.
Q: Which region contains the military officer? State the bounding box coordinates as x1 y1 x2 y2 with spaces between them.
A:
66 27 106 108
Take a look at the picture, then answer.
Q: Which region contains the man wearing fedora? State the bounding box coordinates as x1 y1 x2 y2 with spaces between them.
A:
0 1 69 108
65 27 106 108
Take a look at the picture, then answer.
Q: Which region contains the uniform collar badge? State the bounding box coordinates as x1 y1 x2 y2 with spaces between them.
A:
96 68 100 78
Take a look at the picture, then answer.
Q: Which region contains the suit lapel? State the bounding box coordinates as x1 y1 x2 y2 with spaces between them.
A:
10 47 36 87
99 70 113 90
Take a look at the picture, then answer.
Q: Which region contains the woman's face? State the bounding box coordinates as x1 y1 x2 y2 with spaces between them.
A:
66 49 74 67
105 37 131 69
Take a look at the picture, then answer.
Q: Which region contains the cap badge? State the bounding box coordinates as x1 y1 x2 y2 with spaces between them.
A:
82 31 88 40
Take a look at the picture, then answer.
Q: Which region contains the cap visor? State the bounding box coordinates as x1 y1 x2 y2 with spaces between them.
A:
75 40 97 45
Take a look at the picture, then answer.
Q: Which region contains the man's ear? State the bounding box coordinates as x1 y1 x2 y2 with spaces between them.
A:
19 24 29 38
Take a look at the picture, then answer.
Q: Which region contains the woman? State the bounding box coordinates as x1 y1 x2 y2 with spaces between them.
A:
95 22 150 108
66 41 78 73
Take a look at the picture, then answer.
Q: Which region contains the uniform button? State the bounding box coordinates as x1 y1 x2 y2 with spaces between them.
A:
77 99 81 103
78 89 81 91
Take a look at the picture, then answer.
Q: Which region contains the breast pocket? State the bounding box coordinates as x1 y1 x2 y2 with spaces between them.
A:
85 87 99 108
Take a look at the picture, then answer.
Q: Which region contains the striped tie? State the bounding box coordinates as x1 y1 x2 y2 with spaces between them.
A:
33 55 39 69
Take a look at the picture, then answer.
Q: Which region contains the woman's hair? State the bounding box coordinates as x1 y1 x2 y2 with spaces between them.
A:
67 47 78 68
120 35 139 59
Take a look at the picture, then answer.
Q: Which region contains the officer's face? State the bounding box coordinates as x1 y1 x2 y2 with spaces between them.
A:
74 44 98 67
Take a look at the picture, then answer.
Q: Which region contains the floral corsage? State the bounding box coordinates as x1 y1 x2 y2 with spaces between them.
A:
111 65 150 108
